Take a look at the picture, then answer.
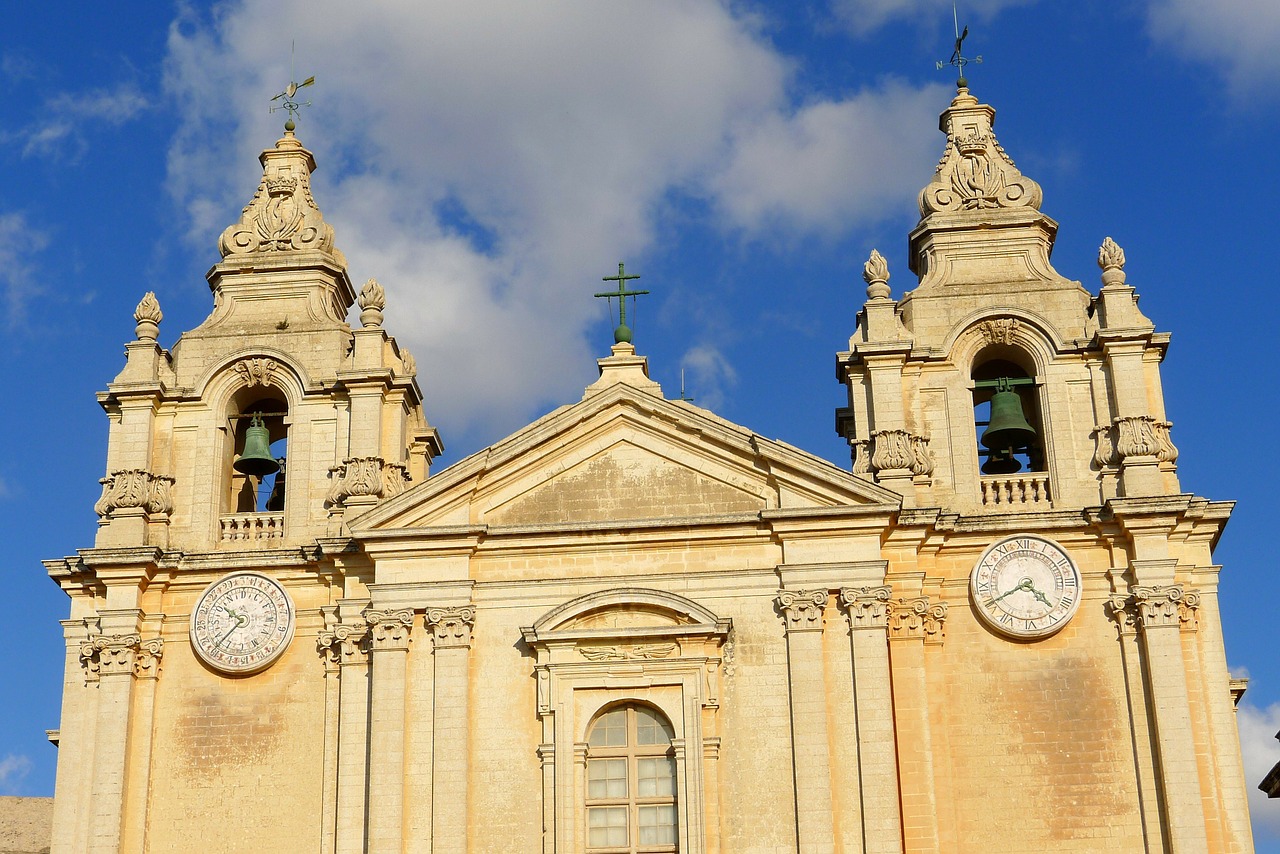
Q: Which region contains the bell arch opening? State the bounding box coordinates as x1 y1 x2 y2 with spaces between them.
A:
226 389 289 514
972 351 1045 476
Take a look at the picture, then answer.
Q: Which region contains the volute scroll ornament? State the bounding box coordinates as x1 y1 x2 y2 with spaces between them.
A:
426 606 476 649
1132 584 1199 631
838 586 892 629
94 469 175 518
367 608 415 649
887 597 947 643
317 622 371 666
326 456 410 507
234 357 279 389
776 589 829 633
920 116 1043 217
868 429 933 477
1112 415 1176 462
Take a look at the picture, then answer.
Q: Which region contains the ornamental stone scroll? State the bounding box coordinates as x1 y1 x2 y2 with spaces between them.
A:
94 470 175 519
776 590 829 633
426 606 476 649
317 622 371 667
367 609 415 650
887 597 948 644
868 429 934 477
325 457 411 507
839 586 892 629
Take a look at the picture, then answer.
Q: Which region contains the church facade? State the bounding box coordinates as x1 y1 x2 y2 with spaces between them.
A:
44 83 1254 853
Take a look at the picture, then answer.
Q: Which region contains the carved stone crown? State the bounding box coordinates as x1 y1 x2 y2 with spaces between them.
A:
265 176 298 196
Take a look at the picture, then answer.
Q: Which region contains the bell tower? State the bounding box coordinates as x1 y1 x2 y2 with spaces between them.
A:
837 81 1179 512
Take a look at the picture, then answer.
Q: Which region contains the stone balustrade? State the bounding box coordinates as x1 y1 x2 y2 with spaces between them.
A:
220 512 285 542
980 473 1050 508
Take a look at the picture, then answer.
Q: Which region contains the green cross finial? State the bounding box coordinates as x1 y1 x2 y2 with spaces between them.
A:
594 262 650 344
935 4 981 88
270 42 315 132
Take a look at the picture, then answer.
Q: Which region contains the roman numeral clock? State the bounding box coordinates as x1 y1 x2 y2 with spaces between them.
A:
971 535 1081 639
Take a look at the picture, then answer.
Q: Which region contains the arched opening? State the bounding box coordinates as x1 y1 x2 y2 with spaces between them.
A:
585 702 678 852
972 352 1045 475
226 392 289 514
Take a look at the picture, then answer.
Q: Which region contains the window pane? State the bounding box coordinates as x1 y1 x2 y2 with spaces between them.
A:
588 709 627 747
635 706 674 745
588 758 628 799
637 757 675 797
638 804 677 845
588 806 628 847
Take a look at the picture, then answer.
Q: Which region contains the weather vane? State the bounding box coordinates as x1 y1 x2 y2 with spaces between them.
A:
935 4 981 86
594 262 650 344
270 41 315 132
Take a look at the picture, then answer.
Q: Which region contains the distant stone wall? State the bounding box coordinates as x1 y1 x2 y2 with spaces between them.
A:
0 797 52 854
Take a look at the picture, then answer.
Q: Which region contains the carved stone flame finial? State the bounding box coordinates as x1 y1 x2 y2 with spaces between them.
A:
1098 237 1127 287
359 279 386 328
863 249 891 300
134 292 162 341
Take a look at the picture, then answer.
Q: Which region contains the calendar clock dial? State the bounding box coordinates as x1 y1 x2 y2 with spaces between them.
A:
190 572 295 674
971 535 1081 639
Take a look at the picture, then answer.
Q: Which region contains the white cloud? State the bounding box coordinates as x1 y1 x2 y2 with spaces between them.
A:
0 754 31 794
162 1 945 444
710 80 948 237
0 212 49 327
830 0 1034 36
1147 0 1280 100
1238 701 1280 843
16 86 147 160
680 344 738 413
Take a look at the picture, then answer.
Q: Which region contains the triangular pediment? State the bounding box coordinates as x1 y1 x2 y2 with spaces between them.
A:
354 365 899 534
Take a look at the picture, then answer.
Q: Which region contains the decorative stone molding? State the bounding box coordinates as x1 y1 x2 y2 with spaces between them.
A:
134 638 165 679
868 429 933 476
850 438 871 475
134 292 162 341
1151 420 1178 463
358 278 385 328
776 589 829 633
862 249 891 300
1098 236 1127 287
94 469 175 518
1106 594 1138 635
325 456 409 506
399 348 416 377
578 643 678 661
367 608 414 650
1092 423 1118 468
838 586 892 629
317 622 371 666
976 317 1020 345
920 118 1042 216
234 357 279 388
218 134 336 257
1110 415 1177 463
78 638 102 683
91 634 141 676
1132 585 1199 631
426 606 476 649
887 597 948 644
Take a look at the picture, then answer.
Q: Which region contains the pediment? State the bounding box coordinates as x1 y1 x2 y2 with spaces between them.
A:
354 378 899 534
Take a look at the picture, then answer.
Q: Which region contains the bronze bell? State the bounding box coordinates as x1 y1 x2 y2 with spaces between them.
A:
981 449 1022 475
234 415 280 477
981 389 1037 451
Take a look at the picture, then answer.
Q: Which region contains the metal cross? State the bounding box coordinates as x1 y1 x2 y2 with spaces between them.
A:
270 42 315 131
935 4 982 85
594 262 649 344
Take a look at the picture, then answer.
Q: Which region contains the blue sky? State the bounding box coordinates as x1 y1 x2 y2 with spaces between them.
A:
2 0 1278 845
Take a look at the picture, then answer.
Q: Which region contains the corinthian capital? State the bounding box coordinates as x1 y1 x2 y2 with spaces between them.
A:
367 608 415 650
134 638 165 679
93 634 142 676
776 589 828 633
317 622 370 666
888 597 947 643
1132 585 1198 630
427 606 476 649
838 586 892 629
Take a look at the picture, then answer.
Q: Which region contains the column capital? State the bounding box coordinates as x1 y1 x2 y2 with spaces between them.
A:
1132 584 1200 632
318 621 370 666
133 638 165 679
887 597 947 644
88 634 141 677
776 589 828 633
426 605 476 649
367 608 415 650
838 585 892 629
1106 594 1139 636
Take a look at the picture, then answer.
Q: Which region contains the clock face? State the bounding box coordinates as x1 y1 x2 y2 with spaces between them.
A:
190 572 295 674
971 535 1081 639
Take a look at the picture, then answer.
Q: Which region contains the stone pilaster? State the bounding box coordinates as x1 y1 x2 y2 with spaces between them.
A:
366 608 414 854
318 617 370 854
776 589 836 853
427 605 475 854
52 619 98 854
1128 585 1210 852
886 597 946 854
1106 590 1164 850
839 586 902 854
85 630 146 854
120 637 163 854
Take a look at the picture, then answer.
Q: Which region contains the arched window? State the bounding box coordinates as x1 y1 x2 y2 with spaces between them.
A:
227 394 288 514
586 703 678 852
972 355 1044 475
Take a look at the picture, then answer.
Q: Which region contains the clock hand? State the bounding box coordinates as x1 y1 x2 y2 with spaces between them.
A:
1028 586 1053 608
991 579 1031 604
